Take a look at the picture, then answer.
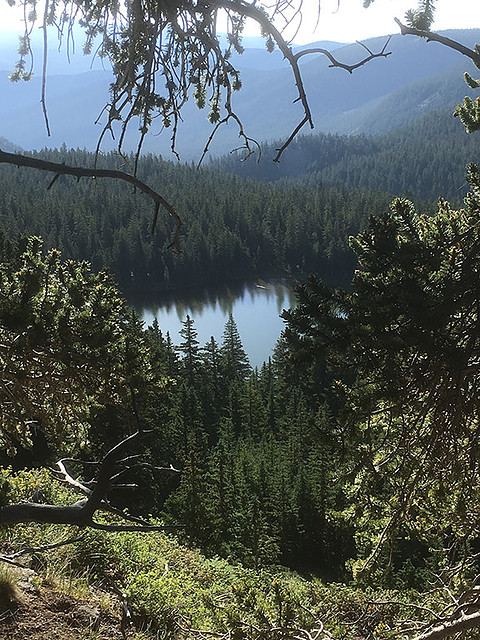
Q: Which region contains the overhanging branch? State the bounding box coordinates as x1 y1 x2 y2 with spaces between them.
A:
0 149 182 251
394 18 480 68
200 0 393 163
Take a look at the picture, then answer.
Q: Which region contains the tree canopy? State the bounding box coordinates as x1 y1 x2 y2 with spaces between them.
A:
282 162 480 579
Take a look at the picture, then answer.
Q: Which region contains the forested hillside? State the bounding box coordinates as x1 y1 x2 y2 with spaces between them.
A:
1 29 478 159
0 147 394 292
2 116 472 294
2 163 480 637
216 106 480 200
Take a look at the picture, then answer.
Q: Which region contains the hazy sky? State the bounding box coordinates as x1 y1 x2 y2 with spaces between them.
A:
0 0 477 44
283 0 479 43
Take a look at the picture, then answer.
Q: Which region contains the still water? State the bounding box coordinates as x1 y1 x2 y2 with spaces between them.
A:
137 280 297 368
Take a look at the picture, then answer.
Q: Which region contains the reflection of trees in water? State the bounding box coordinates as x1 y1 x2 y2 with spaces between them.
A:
136 279 296 327
274 283 286 315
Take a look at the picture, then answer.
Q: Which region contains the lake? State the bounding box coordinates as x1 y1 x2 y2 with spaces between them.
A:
136 280 298 368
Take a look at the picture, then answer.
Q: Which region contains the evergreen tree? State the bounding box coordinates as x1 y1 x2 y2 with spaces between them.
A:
199 336 225 438
283 166 480 577
177 314 200 383
220 314 250 383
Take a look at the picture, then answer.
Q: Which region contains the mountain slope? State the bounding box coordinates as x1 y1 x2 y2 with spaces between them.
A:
0 29 478 159
214 105 480 201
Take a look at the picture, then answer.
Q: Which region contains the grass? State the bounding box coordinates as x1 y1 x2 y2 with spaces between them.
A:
0 467 449 640
0 563 20 612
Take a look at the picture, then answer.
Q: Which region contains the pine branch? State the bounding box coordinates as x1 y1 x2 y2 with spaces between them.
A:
394 18 480 68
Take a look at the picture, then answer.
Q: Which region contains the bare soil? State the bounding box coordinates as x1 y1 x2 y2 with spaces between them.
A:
0 566 143 640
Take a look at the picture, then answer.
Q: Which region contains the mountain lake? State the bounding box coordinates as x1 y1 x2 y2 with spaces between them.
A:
134 280 298 368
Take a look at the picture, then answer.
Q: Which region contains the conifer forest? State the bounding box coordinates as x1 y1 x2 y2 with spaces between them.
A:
1 1 480 639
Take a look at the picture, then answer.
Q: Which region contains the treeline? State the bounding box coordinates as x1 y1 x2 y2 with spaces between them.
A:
0 147 396 292
215 106 479 201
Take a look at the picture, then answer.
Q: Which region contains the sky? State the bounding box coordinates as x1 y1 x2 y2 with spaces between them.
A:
0 0 477 44
283 0 479 43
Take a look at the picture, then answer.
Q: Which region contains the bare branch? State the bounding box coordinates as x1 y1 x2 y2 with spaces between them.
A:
88 521 183 532
40 0 51 137
215 0 392 162
394 18 480 67
0 534 87 568
0 149 182 251
411 609 480 640
0 430 179 532
109 462 180 484
55 460 92 495
0 555 35 569
294 35 392 73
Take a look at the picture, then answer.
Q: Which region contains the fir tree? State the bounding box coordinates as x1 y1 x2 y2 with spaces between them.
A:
220 314 250 383
177 314 200 383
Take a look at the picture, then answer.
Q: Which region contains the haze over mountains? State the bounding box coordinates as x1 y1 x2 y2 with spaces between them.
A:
0 28 479 160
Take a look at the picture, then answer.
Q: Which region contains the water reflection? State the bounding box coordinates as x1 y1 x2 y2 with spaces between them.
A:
132 280 297 368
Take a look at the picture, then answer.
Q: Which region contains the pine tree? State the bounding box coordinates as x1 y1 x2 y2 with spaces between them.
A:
177 314 200 383
220 314 250 383
199 336 225 438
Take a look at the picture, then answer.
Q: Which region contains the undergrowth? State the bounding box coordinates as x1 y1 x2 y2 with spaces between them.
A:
0 468 449 639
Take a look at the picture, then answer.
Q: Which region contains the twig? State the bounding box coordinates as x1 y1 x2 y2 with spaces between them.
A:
367 599 439 618
41 0 51 136
0 534 86 568
2 534 86 560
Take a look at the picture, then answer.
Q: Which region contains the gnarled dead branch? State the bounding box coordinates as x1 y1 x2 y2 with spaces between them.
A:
394 18 480 67
0 429 180 531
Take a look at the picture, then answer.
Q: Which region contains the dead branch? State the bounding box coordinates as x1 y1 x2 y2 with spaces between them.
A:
216 0 392 163
175 609 332 640
0 534 87 568
0 429 180 532
411 608 480 640
367 600 439 618
294 36 392 72
394 18 480 68
2 534 87 560
0 555 34 569
0 149 182 251
55 460 91 495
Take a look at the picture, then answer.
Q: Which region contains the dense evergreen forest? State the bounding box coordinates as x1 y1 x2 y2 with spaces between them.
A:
2 126 480 640
0 147 396 292
216 106 480 201
0 106 475 296
2 156 480 639
0 233 352 575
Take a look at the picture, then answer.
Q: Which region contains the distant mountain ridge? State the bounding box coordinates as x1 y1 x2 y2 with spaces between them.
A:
0 28 479 160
